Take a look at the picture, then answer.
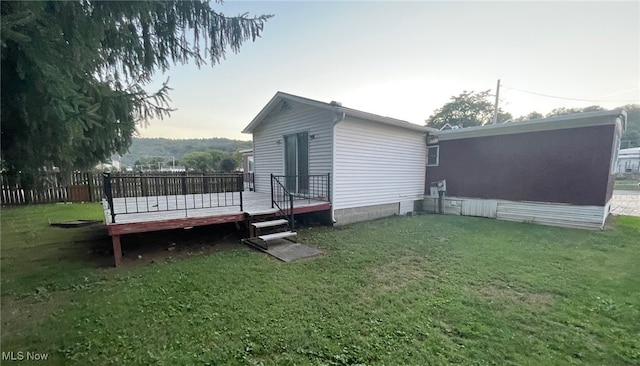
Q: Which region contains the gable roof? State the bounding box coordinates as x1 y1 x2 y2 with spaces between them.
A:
242 91 435 134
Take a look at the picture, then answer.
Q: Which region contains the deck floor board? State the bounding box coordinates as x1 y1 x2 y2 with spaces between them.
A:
104 191 329 225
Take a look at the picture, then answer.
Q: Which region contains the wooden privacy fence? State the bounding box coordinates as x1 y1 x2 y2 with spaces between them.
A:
1 171 103 205
1 172 246 206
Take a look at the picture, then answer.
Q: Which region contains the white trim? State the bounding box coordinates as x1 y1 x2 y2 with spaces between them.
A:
243 91 435 134
435 110 627 141
427 145 439 166
611 134 621 174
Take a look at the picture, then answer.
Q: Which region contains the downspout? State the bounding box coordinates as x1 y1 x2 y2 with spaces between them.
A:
331 110 346 223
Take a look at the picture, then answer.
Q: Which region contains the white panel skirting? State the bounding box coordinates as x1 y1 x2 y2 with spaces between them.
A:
424 196 607 230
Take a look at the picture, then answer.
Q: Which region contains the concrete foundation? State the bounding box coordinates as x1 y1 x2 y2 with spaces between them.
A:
334 201 420 226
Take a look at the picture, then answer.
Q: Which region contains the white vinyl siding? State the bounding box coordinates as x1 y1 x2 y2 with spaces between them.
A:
253 101 334 193
333 117 426 210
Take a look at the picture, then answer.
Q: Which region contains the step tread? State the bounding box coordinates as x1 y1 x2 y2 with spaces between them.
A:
246 208 280 216
258 231 297 242
252 219 289 229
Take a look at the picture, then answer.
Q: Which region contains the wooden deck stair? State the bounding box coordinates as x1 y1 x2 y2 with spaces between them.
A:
243 213 297 251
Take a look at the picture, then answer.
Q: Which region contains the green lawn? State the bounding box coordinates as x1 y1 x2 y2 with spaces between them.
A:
615 174 640 191
615 180 640 191
1 204 639 365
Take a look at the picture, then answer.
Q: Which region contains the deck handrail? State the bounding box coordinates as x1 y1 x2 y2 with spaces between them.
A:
270 173 331 231
103 173 116 223
271 174 295 231
102 172 244 223
270 174 331 203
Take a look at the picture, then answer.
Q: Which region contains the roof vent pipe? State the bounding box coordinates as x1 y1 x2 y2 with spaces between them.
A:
330 101 342 107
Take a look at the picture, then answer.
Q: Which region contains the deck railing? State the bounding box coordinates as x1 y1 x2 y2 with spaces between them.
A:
270 174 331 230
271 174 331 203
243 172 255 192
271 174 295 231
103 172 243 223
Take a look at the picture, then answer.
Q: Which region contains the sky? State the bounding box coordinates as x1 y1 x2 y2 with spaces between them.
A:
138 1 640 141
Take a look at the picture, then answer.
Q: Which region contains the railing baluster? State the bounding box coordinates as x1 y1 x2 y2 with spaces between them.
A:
102 173 243 220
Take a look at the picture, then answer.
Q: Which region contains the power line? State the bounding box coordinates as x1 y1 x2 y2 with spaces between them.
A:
503 85 640 104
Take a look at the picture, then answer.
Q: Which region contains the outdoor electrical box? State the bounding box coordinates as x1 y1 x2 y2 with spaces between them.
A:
430 179 446 197
430 179 447 215
429 183 439 198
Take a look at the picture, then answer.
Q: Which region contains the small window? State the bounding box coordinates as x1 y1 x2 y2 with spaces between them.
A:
427 146 439 166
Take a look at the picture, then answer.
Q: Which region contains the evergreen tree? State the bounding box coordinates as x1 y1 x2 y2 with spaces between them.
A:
1 1 270 176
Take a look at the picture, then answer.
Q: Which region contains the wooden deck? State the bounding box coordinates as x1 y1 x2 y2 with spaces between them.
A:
102 191 331 266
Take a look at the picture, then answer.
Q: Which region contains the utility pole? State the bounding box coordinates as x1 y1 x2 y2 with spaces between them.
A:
492 79 501 125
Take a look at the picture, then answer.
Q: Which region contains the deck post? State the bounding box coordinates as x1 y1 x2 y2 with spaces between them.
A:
103 173 116 223
327 172 331 202
289 193 294 230
270 174 274 208
112 235 122 267
239 175 244 212
87 172 94 202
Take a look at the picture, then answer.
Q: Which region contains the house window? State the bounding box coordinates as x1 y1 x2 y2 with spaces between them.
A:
427 146 439 166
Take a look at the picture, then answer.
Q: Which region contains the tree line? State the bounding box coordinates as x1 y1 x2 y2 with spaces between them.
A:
132 149 243 173
117 138 252 167
425 90 639 148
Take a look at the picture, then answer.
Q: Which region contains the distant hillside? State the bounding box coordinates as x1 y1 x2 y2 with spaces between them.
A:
117 138 252 167
622 107 639 148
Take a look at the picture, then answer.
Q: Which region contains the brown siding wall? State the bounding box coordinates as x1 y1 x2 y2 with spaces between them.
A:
426 124 616 206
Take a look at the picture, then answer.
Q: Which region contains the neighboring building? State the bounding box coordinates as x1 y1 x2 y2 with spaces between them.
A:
239 148 255 191
615 147 640 173
244 92 626 229
239 148 254 173
242 92 434 225
425 110 627 229
159 166 186 172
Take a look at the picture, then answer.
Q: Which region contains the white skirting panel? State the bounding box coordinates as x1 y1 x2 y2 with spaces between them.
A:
423 196 607 230
496 201 606 230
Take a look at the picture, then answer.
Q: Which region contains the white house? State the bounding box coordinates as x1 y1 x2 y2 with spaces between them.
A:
615 147 640 173
242 92 435 225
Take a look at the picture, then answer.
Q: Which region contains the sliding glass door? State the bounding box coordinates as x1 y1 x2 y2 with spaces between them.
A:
284 132 309 194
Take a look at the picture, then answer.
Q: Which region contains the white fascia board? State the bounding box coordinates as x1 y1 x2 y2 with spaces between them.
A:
242 91 437 135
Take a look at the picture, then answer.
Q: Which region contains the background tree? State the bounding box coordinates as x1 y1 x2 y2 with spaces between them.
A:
619 105 640 148
116 137 251 168
133 156 166 172
1 1 270 178
545 105 604 118
513 104 639 148
515 111 544 121
426 90 512 129
219 158 237 173
182 150 226 172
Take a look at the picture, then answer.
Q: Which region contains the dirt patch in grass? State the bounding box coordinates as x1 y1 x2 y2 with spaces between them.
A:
369 255 433 292
478 285 555 310
1 295 68 343
116 223 245 266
